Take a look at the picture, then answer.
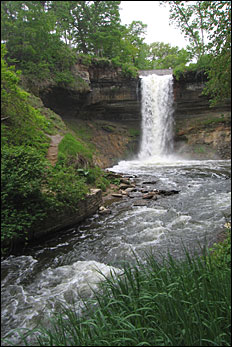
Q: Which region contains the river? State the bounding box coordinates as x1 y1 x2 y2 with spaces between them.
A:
1 74 231 346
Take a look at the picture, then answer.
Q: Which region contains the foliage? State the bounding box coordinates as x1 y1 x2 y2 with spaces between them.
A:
47 166 88 205
121 63 138 78
203 51 231 106
6 240 231 346
1 1 76 85
1 146 90 244
148 41 191 69
57 133 92 168
173 54 212 80
1 1 145 80
160 1 208 59
1 146 52 242
1 49 105 250
128 128 140 137
1 44 51 153
208 225 231 268
160 1 231 105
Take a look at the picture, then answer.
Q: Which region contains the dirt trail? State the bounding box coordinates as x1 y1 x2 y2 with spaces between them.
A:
46 134 64 166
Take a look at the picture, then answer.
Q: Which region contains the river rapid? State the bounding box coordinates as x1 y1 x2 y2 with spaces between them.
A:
1 156 231 345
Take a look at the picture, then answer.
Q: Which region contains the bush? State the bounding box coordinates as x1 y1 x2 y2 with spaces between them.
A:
1 146 51 242
121 63 138 78
1 145 91 246
48 166 88 205
208 226 231 268
77 53 93 66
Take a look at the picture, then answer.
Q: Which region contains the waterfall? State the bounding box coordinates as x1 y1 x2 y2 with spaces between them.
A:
138 73 174 159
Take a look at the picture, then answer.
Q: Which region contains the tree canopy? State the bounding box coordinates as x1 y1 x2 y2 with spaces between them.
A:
160 0 231 104
1 1 230 104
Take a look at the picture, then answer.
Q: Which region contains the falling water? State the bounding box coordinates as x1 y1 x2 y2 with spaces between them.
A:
138 73 174 159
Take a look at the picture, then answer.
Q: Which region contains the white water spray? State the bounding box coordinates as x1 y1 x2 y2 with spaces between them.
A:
138 73 174 159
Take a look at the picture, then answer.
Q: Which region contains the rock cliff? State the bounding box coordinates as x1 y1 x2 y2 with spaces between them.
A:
38 59 141 167
173 71 231 159
40 60 141 122
38 64 230 163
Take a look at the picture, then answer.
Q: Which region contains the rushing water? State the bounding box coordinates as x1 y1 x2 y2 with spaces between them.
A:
1 74 231 346
139 73 174 159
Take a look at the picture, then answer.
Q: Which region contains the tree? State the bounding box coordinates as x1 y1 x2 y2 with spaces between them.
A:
160 1 231 105
51 1 121 56
159 1 209 59
1 1 76 84
148 42 190 69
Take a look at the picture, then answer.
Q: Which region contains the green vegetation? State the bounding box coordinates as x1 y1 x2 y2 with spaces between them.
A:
3 229 230 346
193 145 206 154
1 45 109 253
201 115 227 126
58 133 93 163
1 145 52 243
1 1 230 103
129 128 140 137
161 1 231 105
208 225 231 268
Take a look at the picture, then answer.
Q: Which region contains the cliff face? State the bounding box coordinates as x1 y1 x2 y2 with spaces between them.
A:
38 65 231 164
38 61 141 168
40 61 141 122
173 71 231 159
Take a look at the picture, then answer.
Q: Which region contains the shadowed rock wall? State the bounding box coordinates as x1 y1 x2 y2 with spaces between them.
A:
173 71 231 159
40 61 141 122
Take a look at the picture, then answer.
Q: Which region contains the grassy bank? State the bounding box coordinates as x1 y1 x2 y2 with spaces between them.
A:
3 228 231 346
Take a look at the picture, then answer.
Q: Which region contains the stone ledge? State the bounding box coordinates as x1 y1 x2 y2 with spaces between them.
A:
2 189 102 254
30 189 102 241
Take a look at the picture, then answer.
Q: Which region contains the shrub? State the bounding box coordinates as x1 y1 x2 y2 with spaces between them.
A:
48 166 88 205
121 63 138 78
1 146 51 242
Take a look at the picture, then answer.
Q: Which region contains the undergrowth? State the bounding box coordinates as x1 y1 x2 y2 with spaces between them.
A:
1 46 109 253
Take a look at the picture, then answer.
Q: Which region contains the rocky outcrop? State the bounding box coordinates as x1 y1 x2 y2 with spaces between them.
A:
173 71 231 119
40 60 141 122
38 65 230 161
29 188 102 242
3 189 102 254
173 71 231 159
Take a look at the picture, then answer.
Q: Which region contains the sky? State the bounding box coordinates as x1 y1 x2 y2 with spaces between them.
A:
119 1 189 49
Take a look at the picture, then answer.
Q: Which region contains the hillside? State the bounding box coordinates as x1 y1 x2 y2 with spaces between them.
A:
2 48 139 255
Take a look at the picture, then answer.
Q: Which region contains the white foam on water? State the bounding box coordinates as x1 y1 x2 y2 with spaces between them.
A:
1 260 122 343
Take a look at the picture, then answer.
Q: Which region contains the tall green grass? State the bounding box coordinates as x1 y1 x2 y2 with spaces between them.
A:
3 233 231 346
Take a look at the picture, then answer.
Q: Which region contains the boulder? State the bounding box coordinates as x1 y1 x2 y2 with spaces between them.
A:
125 187 137 193
120 178 132 185
99 206 111 215
133 200 149 206
111 193 123 198
142 192 157 199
